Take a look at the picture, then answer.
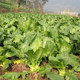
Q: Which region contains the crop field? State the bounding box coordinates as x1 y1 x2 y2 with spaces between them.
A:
0 13 80 80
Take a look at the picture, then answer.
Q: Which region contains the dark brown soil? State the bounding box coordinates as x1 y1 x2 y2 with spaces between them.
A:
0 57 80 80
11 63 30 73
27 72 50 80
77 56 80 59
0 67 4 76
51 68 59 74
42 62 48 66
0 7 7 13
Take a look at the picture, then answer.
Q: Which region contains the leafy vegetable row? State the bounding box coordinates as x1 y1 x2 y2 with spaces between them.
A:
0 13 80 80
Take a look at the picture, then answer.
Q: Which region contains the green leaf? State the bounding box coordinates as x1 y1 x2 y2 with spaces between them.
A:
14 34 22 43
61 36 70 43
25 31 36 44
46 71 64 80
70 28 77 34
19 42 31 53
0 72 21 79
65 72 78 80
59 41 71 54
0 71 27 79
30 35 42 52
3 59 11 70
56 53 80 69
38 64 52 77
0 47 3 55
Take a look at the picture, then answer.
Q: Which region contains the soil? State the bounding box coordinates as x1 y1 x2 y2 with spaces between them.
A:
0 67 5 76
27 72 49 80
77 56 80 59
0 7 8 13
0 7 80 80
0 59 80 80
11 63 30 73
0 63 50 80
77 72 80 80
40 62 48 67
51 68 59 74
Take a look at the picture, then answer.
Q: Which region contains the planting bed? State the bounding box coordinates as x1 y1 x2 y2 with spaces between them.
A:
0 13 80 80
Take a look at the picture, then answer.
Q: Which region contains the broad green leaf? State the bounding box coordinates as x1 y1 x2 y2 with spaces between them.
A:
57 53 80 69
0 72 21 79
0 71 27 79
38 64 52 77
46 72 64 80
30 35 42 52
65 72 78 80
3 59 11 70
